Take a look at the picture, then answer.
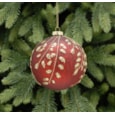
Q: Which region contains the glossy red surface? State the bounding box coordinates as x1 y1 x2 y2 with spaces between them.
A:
30 35 87 90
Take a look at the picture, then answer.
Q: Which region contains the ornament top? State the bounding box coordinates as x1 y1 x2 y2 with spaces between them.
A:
52 31 63 36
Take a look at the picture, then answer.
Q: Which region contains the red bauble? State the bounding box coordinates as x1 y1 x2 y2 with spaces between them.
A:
30 31 87 90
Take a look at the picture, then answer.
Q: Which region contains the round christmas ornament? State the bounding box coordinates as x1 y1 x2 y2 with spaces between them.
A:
30 31 87 90
30 3 87 90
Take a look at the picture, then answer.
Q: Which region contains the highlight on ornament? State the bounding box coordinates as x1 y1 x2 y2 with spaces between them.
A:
30 31 87 90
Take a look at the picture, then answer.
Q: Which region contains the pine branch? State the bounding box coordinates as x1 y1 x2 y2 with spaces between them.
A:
97 44 115 54
0 88 16 103
0 4 8 25
92 33 114 44
95 54 115 66
12 96 23 107
57 3 70 13
98 4 111 33
0 61 14 73
0 72 35 106
107 93 115 106
83 91 100 108
88 92 100 108
2 71 25 85
87 44 115 66
80 74 94 88
92 3 100 33
103 3 115 15
29 16 44 43
87 59 104 81
61 86 96 112
9 17 22 43
0 104 12 112
61 90 70 110
62 13 74 31
65 15 83 44
65 9 92 45
22 4 33 17
5 3 21 28
98 82 109 95
80 14 92 42
92 3 112 33
104 67 115 87
32 89 57 112
1 49 11 61
18 17 33 36
12 74 34 106
12 39 32 56
12 73 35 99
41 4 55 32
0 49 29 72
12 92 32 107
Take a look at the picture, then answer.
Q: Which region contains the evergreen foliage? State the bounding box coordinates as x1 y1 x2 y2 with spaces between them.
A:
65 9 92 45
32 89 56 112
61 87 96 112
0 2 115 112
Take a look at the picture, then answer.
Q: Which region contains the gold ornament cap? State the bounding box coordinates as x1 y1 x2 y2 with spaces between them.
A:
52 31 63 36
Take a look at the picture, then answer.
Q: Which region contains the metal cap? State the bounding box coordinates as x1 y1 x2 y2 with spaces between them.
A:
52 31 63 36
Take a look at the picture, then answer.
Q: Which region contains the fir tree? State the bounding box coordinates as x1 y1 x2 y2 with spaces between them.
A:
0 2 115 112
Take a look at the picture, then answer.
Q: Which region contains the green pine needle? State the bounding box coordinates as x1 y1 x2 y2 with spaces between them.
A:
5 3 21 28
62 86 96 112
105 67 115 87
80 74 94 88
32 89 57 112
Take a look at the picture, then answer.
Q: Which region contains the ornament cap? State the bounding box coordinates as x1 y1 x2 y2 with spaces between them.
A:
52 31 63 36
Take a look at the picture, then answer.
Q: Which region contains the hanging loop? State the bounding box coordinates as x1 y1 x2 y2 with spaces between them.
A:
55 2 60 31
52 2 63 36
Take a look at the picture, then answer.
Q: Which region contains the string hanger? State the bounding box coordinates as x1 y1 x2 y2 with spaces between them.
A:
52 2 63 36
55 2 60 31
